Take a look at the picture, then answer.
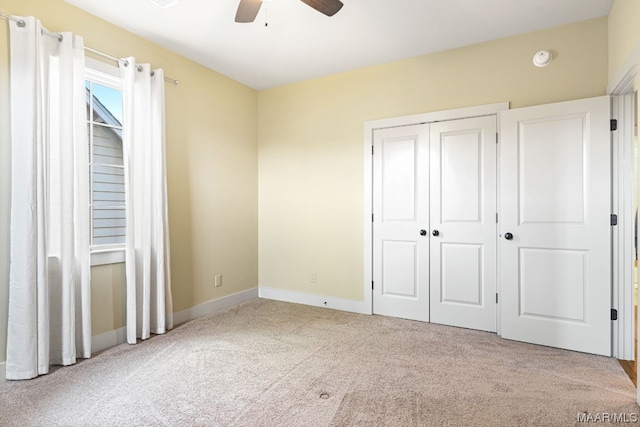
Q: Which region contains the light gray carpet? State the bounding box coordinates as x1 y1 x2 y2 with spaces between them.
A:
0 298 637 426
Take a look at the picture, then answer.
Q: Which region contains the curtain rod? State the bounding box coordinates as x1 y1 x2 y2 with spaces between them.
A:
0 12 179 85
84 47 179 85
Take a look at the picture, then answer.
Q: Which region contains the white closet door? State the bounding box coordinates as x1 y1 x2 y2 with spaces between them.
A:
372 124 430 322
429 116 497 332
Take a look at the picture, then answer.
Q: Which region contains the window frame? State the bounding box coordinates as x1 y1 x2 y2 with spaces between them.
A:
85 58 126 266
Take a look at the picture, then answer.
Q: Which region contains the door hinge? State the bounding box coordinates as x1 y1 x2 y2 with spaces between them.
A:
611 214 618 226
372 213 374 222
611 119 617 131
496 293 498 304
372 281 374 290
611 308 618 321
496 133 498 143
372 146 374 155
496 213 498 223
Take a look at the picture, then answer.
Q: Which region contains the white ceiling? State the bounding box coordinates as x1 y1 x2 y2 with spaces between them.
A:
64 0 614 90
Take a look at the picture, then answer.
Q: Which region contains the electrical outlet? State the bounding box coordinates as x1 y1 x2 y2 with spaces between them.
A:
310 272 317 285
214 274 222 287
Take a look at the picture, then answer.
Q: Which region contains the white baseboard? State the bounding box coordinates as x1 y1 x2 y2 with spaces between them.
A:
258 286 371 315
0 288 260 381
2 286 357 381
92 326 128 354
90 287 259 355
4 286 364 380
173 287 259 326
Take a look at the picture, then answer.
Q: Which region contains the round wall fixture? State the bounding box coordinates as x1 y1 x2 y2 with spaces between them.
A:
533 50 552 67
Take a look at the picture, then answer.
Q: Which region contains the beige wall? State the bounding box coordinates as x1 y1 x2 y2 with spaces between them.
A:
608 0 640 82
91 264 126 336
258 17 608 302
0 0 259 364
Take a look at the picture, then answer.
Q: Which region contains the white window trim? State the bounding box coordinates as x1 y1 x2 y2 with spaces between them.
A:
86 57 121 84
86 57 125 266
91 247 126 267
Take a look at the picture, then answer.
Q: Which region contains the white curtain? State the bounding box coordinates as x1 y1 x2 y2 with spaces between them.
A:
120 58 173 344
6 17 91 380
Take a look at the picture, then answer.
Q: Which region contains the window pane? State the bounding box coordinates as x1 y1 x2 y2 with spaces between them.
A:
92 191 125 206
92 164 125 207
86 75 125 250
93 164 125 184
86 123 91 163
93 208 126 219
92 207 126 245
93 181 125 194
92 124 123 166
93 236 126 246
91 83 123 125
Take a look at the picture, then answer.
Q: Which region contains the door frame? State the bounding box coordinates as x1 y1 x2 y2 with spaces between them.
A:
607 44 640 405
611 92 635 361
608 56 639 365
363 102 509 316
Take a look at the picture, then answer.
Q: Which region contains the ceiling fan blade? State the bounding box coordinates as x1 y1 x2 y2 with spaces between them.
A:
299 0 344 17
235 0 263 23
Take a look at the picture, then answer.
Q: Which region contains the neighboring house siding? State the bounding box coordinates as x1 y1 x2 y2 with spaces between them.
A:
88 102 125 246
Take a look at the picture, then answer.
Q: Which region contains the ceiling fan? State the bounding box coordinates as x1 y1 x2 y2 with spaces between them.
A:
235 0 344 23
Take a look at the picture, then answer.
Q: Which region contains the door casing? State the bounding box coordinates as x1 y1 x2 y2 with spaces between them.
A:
607 29 640 404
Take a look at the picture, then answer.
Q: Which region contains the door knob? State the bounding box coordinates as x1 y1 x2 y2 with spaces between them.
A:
432 230 440 237
504 232 513 240
419 229 427 236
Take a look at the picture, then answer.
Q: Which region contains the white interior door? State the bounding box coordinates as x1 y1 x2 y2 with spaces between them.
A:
429 116 497 332
372 124 430 322
499 96 612 356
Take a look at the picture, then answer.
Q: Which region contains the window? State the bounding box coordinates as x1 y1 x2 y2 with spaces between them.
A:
86 59 125 265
